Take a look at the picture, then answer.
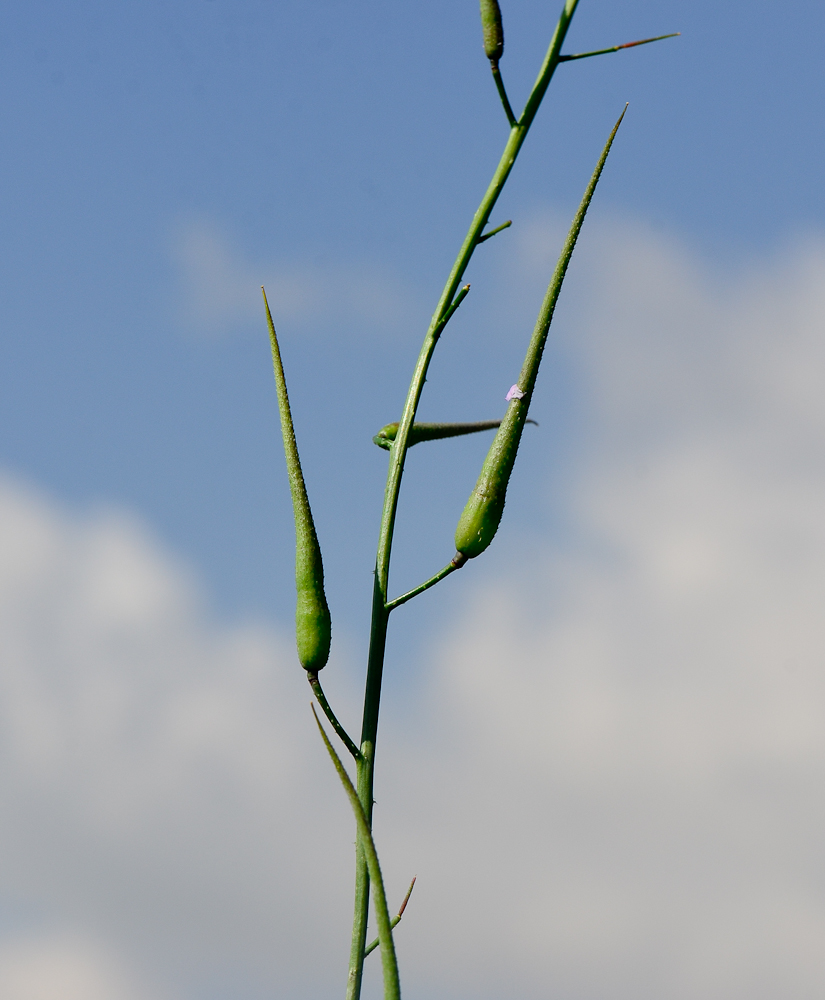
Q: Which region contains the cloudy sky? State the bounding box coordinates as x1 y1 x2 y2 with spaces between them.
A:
2 2 825 998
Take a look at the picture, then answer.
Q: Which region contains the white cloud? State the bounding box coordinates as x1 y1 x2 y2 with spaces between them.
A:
0 934 159 1000
0 477 355 998
170 218 414 335
376 220 825 999
4 220 825 999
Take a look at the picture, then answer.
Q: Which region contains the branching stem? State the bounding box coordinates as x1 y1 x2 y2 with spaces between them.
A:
344 4 582 999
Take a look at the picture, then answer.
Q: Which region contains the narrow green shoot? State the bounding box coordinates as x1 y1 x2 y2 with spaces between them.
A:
433 284 471 342
491 64 517 127
386 557 467 612
364 877 417 959
308 671 362 762
477 219 512 244
559 32 680 63
312 707 400 1000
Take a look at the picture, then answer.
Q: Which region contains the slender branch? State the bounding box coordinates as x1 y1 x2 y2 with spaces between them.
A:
313 709 400 1000
364 877 417 959
491 62 517 127
364 915 402 961
477 219 512 244
559 32 679 62
386 555 467 612
433 283 470 341
346 4 581 998
307 671 362 762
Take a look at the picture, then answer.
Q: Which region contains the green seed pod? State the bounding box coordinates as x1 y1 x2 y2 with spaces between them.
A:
263 288 331 671
455 107 627 560
479 0 504 65
454 398 526 558
373 419 514 451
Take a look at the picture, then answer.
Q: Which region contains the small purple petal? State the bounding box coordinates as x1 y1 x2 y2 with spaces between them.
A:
505 384 525 401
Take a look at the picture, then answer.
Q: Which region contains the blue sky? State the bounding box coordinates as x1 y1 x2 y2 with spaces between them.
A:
3 3 825 999
2 0 824 634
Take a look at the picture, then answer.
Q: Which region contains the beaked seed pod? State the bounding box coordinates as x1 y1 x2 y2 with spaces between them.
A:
479 0 504 65
455 107 627 561
263 288 331 671
373 419 514 451
454 400 526 558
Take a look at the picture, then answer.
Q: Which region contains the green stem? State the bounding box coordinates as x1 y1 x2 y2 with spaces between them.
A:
363 914 402 960
346 3 580 998
307 671 362 762
491 62 517 127
386 555 467 612
347 584 388 1000
364 877 417 959
477 219 512 244
558 32 679 62
432 283 470 341
313 709 400 1000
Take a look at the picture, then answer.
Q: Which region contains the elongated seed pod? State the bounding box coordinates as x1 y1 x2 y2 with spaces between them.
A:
263 288 331 671
373 419 536 450
374 419 518 451
479 0 504 65
455 107 627 559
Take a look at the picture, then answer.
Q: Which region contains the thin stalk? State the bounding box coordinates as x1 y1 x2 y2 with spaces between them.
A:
433 283 470 341
364 877 417 959
363 915 402 960
491 63 517 127
558 32 679 62
477 219 512 244
313 709 400 1000
386 555 467 612
307 671 362 762
346 3 580 998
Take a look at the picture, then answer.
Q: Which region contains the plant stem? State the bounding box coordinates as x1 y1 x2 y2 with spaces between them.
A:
313 709 400 1000
345 3 580 997
307 671 362 761
558 32 679 62
364 877 417 959
477 219 512 244
386 555 466 612
491 63 517 127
